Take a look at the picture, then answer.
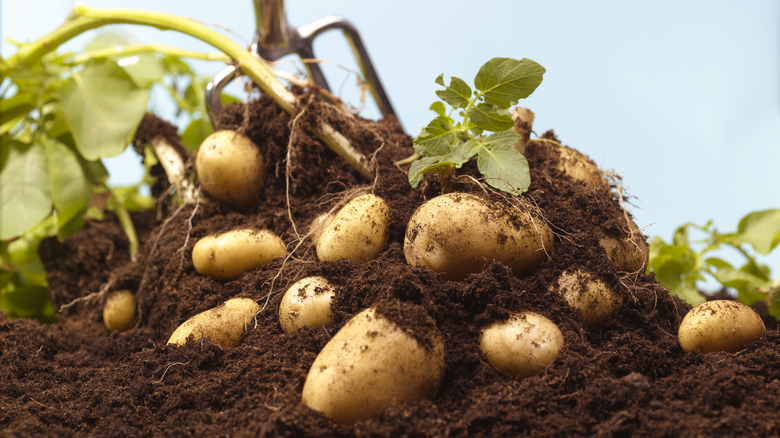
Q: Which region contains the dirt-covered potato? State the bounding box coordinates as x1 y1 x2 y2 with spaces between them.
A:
480 311 564 378
192 228 286 280
167 297 260 348
315 194 390 264
278 276 335 332
404 192 553 280
553 270 622 326
598 224 649 272
554 145 610 189
678 300 766 353
103 289 136 332
301 307 445 424
196 130 264 210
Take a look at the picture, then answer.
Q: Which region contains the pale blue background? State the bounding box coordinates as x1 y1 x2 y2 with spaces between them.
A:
2 1 779 275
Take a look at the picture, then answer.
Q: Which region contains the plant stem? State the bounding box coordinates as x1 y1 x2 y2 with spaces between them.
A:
2 6 372 179
68 44 230 65
109 191 139 263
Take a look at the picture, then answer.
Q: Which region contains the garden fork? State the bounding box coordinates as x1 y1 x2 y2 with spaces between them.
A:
205 0 396 125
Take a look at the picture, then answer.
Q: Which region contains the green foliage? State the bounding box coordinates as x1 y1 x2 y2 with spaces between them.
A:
648 209 780 319
408 57 545 195
0 31 226 321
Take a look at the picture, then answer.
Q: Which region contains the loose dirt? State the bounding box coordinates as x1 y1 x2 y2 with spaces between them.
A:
2 95 778 437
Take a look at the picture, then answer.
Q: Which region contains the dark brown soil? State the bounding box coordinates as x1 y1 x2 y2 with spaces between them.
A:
2 95 779 437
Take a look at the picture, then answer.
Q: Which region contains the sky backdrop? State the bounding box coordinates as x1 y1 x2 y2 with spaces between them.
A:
2 0 779 275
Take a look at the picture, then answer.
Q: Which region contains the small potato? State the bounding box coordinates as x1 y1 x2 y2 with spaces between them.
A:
196 130 264 210
192 228 286 280
480 311 564 378
598 225 649 273
678 300 766 353
302 307 445 424
404 192 553 280
103 289 136 332
167 297 260 348
315 194 390 264
279 276 335 332
553 270 622 326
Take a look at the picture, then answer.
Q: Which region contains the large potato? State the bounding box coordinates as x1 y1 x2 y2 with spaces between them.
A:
192 228 286 280
301 307 445 424
553 270 622 326
279 276 336 332
196 130 264 210
404 192 553 280
315 194 390 264
103 289 136 332
678 300 766 353
480 311 564 378
167 297 260 348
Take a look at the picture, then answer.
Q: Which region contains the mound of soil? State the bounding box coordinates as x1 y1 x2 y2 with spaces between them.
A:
2 94 779 437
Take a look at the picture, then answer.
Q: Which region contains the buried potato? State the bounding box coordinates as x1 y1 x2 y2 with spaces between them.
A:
195 130 264 210
301 306 445 424
678 300 766 353
278 276 336 332
167 297 261 348
192 228 286 280
552 270 623 326
314 194 390 264
404 192 553 280
480 311 564 378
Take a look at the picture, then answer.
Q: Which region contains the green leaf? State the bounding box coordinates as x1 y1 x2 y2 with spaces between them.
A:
474 57 546 108
408 156 440 188
60 60 149 160
413 116 457 156
711 265 770 305
648 236 706 305
42 136 91 230
732 209 780 255
0 284 54 321
482 130 523 149
768 285 780 320
181 116 215 152
441 139 480 166
435 75 472 108
0 91 34 135
0 139 52 239
429 101 447 117
476 142 530 195
468 103 513 132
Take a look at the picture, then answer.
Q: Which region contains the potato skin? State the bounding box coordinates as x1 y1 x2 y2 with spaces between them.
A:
404 192 553 280
167 297 260 348
315 194 390 264
480 311 564 378
196 130 264 210
678 300 766 353
301 307 445 424
103 290 136 332
553 270 622 326
598 225 649 272
279 276 335 332
192 228 286 280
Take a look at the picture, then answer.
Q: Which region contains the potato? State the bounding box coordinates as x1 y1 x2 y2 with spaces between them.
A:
103 289 136 332
480 311 563 378
598 224 649 272
404 192 553 280
301 307 445 424
554 145 610 189
553 270 622 326
192 228 286 280
167 297 260 348
196 130 264 210
279 276 335 332
315 194 390 264
678 300 766 353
